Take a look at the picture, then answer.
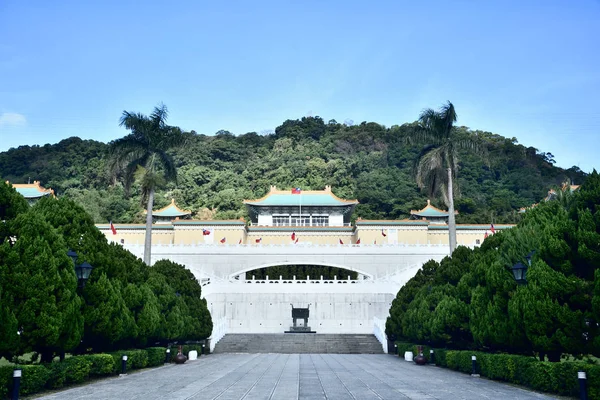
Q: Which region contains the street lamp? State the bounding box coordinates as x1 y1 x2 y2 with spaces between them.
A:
511 261 527 285
67 250 94 288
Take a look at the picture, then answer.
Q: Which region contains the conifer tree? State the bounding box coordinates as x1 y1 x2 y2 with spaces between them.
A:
1 213 83 362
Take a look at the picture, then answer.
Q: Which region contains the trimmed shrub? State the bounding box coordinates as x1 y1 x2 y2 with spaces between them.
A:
83 354 115 376
110 349 149 373
146 347 166 367
0 366 13 398
46 361 67 389
19 365 50 395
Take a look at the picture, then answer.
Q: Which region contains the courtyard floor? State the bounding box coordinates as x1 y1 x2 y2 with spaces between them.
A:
36 353 558 400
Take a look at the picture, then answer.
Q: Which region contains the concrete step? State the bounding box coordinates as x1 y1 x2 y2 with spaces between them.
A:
213 334 384 354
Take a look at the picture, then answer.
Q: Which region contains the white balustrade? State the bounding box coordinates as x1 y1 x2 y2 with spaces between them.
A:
373 317 388 354
209 317 228 352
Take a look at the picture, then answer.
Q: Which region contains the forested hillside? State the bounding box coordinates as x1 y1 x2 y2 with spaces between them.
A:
0 117 587 224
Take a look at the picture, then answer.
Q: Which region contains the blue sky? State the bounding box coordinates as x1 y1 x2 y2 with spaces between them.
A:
0 0 599 172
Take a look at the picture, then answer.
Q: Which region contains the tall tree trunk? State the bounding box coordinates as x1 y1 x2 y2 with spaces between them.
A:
447 167 457 254
144 187 154 265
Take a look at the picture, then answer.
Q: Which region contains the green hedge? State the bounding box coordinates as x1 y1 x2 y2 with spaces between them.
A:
146 347 167 367
1 347 171 398
395 343 600 398
110 349 148 373
83 354 115 376
0 365 51 396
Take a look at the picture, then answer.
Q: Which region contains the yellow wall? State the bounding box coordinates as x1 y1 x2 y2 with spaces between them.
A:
98 224 494 247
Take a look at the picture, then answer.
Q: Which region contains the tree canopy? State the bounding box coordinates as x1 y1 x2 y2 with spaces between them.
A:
0 117 586 225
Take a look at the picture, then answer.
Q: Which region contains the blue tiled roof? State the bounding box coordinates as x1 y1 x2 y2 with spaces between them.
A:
15 187 51 199
246 194 352 206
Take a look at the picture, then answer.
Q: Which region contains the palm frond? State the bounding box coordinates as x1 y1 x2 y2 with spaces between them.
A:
150 103 169 129
156 150 177 182
440 101 457 137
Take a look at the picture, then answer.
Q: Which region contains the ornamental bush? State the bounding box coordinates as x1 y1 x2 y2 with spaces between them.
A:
145 347 166 367
83 353 115 376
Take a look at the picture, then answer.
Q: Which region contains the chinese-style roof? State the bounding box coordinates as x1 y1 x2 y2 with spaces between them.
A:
146 198 191 218
9 181 54 199
243 185 358 207
410 200 457 218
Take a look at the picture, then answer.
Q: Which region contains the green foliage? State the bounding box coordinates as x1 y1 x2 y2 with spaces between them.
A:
45 356 92 389
83 353 115 376
388 172 600 359
0 211 83 362
0 119 586 225
110 349 148 373
145 347 167 367
17 365 50 395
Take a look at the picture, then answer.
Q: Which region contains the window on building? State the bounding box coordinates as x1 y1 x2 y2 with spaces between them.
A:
273 216 289 226
476 239 480 244
312 216 329 226
291 215 310 226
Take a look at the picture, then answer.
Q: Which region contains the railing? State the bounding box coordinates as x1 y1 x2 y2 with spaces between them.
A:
209 317 228 352
125 242 453 248
240 276 365 284
373 316 388 354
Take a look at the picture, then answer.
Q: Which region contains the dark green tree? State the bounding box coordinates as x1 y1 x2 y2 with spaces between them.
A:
0 213 83 362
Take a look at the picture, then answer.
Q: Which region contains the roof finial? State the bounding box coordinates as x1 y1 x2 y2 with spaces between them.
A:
427 199 431 205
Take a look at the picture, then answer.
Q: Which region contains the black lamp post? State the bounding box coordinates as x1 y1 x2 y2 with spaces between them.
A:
511 261 527 285
67 250 93 288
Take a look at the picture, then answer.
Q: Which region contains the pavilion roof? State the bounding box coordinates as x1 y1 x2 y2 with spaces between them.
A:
146 199 191 217
410 200 457 218
243 186 358 207
9 180 54 199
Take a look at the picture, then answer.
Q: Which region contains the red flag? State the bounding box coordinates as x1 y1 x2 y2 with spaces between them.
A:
202 229 211 236
255 238 262 243
110 221 117 235
291 232 296 241
490 224 496 234
291 187 301 194
484 231 488 239
356 238 361 245
238 239 242 244
339 239 344 245
220 237 226 243
381 229 387 237
295 237 299 244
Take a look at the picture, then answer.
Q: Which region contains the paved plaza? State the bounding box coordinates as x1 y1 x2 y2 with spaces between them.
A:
37 354 557 400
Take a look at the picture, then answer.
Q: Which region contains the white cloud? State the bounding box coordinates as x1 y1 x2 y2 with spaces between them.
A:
0 112 27 127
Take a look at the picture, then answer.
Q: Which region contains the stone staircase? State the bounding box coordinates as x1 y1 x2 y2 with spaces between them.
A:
212 334 384 354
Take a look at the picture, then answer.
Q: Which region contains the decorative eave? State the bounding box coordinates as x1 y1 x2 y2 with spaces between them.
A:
9 180 55 199
96 224 174 230
243 185 358 207
355 218 429 226
145 198 191 217
427 224 515 231
410 199 457 218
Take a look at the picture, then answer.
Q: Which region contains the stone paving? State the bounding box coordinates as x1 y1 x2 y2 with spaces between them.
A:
37 354 558 400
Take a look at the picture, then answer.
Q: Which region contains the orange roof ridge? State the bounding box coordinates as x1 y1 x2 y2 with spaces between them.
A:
146 198 191 215
410 199 458 215
243 185 358 204
8 180 55 196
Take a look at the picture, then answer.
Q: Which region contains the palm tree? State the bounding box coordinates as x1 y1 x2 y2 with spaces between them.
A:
110 103 187 265
407 101 485 254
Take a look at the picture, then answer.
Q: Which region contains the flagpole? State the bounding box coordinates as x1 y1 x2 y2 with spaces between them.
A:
299 190 302 226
